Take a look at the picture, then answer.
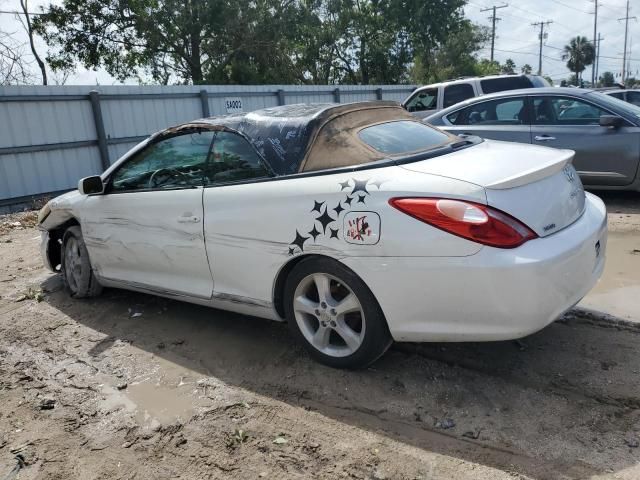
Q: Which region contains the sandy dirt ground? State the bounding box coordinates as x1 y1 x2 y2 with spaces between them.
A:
0 192 639 480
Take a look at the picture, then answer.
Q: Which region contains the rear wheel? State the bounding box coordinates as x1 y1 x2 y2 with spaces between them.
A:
61 226 102 298
284 257 391 369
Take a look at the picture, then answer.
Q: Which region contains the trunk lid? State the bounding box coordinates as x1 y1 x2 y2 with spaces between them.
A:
400 140 586 237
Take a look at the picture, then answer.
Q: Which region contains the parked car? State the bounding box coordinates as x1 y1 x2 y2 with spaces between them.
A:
603 89 640 107
426 87 640 191
38 101 606 368
403 74 551 118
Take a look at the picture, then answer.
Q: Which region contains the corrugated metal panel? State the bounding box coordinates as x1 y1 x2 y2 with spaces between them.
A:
0 84 415 208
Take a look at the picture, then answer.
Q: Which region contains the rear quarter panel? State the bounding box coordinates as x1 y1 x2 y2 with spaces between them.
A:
201 165 485 315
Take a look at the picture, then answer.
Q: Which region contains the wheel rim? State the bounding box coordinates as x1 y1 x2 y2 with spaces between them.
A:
293 273 366 358
64 237 82 292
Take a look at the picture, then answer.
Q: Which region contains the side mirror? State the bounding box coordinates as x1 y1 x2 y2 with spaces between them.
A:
78 176 104 195
599 115 624 128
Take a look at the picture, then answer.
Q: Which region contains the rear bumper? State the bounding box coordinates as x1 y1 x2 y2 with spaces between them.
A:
342 192 607 342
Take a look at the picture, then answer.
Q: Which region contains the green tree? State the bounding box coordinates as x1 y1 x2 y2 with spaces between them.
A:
521 63 532 74
415 21 489 83
34 0 479 85
475 59 501 76
562 36 595 86
501 58 516 74
598 71 614 87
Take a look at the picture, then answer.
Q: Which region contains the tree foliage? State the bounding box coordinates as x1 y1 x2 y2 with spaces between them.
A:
599 71 614 87
562 36 594 86
34 0 485 85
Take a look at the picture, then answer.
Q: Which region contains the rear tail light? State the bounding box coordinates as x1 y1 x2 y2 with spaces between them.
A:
389 198 537 248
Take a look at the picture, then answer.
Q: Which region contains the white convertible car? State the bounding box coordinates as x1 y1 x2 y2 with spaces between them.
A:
38 101 607 368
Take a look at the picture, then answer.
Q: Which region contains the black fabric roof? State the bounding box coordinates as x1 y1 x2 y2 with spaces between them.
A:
197 102 400 175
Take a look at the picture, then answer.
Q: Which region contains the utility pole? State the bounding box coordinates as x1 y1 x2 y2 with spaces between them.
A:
591 0 599 85
481 4 508 62
595 33 604 85
619 0 636 84
532 21 553 76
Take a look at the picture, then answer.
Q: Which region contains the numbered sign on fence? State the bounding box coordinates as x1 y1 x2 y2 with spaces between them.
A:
224 97 243 113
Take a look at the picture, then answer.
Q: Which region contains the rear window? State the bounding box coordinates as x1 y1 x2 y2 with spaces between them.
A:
443 83 475 108
480 76 533 94
358 121 450 155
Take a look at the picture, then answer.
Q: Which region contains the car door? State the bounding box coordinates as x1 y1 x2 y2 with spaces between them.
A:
80 130 215 298
404 87 439 119
530 95 640 186
440 96 532 143
200 131 277 311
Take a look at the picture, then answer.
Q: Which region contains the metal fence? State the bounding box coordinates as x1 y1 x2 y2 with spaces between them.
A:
0 84 415 213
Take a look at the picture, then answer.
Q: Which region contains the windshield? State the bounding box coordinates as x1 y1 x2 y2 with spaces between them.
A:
358 120 451 155
586 91 640 119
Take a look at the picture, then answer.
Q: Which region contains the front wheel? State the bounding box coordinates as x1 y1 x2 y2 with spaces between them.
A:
284 257 392 369
61 226 103 298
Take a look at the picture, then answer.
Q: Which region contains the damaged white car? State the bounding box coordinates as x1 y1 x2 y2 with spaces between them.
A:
38 101 607 368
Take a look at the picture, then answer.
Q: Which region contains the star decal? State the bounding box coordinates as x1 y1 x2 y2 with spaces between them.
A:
351 178 370 195
370 179 385 189
290 230 309 252
288 247 296 256
344 195 354 206
333 201 345 216
357 194 366 204
311 200 325 213
339 180 351 191
330 228 339 239
308 225 321 241
316 207 335 233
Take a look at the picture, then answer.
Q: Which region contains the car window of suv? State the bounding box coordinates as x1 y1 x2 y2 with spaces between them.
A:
532 96 607 125
447 98 527 126
405 88 438 112
607 91 625 100
204 131 271 185
626 91 640 106
443 83 475 108
110 131 214 192
480 76 533 94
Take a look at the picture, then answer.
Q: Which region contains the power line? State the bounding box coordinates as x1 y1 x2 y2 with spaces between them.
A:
480 3 509 62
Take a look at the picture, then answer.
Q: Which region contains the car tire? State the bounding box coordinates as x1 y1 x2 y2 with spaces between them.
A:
61 226 103 298
284 256 392 369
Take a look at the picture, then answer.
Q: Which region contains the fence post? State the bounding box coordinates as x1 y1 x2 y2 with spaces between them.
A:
89 90 110 171
333 87 341 103
277 89 286 106
199 89 210 117
376 88 383 100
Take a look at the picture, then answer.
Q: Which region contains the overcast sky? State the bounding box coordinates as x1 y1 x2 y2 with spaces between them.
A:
0 0 638 85
464 0 638 83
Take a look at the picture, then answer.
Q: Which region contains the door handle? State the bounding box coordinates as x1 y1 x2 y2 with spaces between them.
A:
534 135 556 141
177 216 201 223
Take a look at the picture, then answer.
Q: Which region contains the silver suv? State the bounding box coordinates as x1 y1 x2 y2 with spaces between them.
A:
403 74 550 118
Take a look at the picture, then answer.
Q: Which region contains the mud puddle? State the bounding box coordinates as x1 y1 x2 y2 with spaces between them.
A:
580 231 640 321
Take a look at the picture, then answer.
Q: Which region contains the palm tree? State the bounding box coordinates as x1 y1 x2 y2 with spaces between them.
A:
562 36 595 86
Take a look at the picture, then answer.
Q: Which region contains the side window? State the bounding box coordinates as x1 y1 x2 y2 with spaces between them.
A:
480 77 532 94
607 92 624 100
442 83 475 108
626 91 640 106
533 97 607 125
110 131 214 192
405 88 438 112
204 132 271 185
447 98 527 126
